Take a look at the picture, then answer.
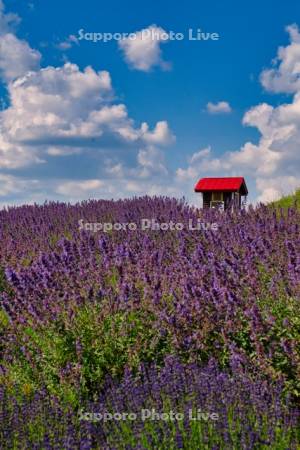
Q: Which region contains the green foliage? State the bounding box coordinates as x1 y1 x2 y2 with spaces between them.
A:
3 302 172 405
271 188 300 210
253 265 300 393
0 266 9 294
256 294 300 396
0 309 9 331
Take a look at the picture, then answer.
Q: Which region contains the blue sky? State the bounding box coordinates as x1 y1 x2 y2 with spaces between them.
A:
0 0 300 207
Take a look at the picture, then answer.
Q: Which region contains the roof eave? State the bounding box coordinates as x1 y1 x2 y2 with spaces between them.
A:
195 188 241 193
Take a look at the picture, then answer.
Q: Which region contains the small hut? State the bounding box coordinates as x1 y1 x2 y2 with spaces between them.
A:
194 177 248 210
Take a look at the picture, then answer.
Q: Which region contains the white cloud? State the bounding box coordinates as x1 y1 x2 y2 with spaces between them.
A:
189 146 211 164
57 34 79 50
47 146 81 156
206 101 232 114
137 146 168 178
0 1 40 82
0 173 38 196
256 176 299 203
176 166 197 182
2 64 113 142
176 147 212 181
105 162 124 177
56 179 104 196
0 33 41 82
260 24 300 94
0 0 20 34
0 61 174 167
0 135 44 169
118 25 171 71
141 121 175 146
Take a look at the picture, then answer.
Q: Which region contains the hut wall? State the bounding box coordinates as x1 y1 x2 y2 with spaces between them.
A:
223 192 232 210
203 192 211 208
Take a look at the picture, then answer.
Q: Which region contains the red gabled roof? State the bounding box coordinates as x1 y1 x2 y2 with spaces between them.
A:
194 177 248 195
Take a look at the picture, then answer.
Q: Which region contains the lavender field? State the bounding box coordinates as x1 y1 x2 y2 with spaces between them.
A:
0 197 299 449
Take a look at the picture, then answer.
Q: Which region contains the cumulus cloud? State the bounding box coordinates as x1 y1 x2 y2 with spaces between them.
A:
0 33 41 81
206 101 232 114
260 24 300 94
2 64 112 143
0 1 40 82
118 25 171 71
176 147 210 181
0 135 44 169
141 121 175 145
136 146 168 178
0 61 174 166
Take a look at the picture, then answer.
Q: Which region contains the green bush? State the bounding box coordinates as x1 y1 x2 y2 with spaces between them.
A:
0 266 9 294
271 188 300 209
3 302 172 405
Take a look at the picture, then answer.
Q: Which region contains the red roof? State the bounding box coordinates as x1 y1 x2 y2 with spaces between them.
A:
195 177 248 195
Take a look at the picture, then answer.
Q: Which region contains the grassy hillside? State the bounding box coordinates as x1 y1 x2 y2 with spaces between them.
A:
272 188 300 209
